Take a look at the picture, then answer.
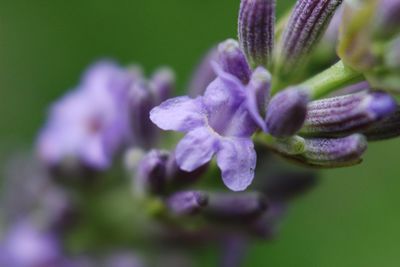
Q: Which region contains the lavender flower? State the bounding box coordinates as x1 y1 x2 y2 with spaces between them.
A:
0 221 63 267
150 62 260 191
37 61 133 171
238 0 275 67
301 91 397 137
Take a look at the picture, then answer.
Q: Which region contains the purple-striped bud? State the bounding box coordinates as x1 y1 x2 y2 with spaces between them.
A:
129 81 158 149
218 39 252 84
166 191 208 216
301 91 397 137
136 150 169 194
150 67 175 103
266 87 309 137
204 193 268 221
363 106 400 141
238 0 275 68
246 67 271 130
278 0 343 72
296 134 368 167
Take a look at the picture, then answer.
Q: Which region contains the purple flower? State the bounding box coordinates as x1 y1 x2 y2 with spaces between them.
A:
150 62 260 191
37 61 133 171
0 221 63 267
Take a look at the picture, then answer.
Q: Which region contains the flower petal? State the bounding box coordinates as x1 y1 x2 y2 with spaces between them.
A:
216 138 256 191
150 96 206 132
206 62 246 99
175 127 218 172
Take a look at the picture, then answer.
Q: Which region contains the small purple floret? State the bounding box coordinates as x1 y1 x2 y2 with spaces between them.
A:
150 61 259 191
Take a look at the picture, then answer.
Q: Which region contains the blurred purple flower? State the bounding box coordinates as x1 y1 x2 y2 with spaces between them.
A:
37 61 133 170
0 221 63 267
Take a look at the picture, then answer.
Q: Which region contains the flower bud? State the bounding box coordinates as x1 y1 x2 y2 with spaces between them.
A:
136 150 169 194
363 106 400 141
296 134 368 167
166 191 208 216
218 39 252 84
266 87 309 137
277 0 343 75
150 67 175 103
301 91 397 137
238 0 275 68
129 80 158 149
204 193 268 221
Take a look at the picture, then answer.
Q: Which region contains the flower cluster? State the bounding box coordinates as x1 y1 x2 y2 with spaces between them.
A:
1 0 400 266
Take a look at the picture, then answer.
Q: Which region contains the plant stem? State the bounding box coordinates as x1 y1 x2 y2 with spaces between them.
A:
301 60 364 100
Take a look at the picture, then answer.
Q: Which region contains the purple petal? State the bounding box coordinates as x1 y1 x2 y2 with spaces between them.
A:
175 127 218 172
217 39 251 84
246 67 271 131
216 138 256 191
207 61 246 99
150 96 206 132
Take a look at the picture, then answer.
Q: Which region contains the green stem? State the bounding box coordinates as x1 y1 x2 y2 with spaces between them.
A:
301 60 364 100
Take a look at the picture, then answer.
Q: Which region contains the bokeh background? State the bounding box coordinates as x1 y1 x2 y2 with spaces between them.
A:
0 0 399 266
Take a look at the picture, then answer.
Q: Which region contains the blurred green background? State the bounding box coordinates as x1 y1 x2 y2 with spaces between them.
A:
0 0 399 266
